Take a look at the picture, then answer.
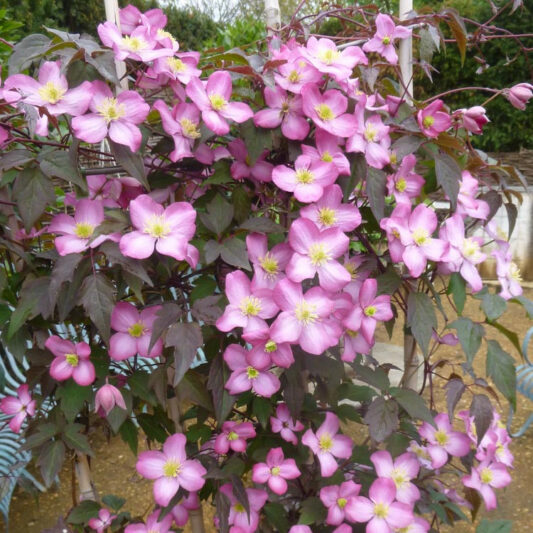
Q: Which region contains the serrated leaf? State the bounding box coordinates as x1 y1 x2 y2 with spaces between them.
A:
21 423 58 451
450 317 484 365
109 140 148 189
407 292 437 356
220 237 251 270
39 149 86 190
80 274 115 343
298 497 327 525
390 387 435 425
447 272 466 315
38 440 65 487
67 500 101 525
364 397 399 442
148 303 183 353
0 148 34 171
481 293 507 322
200 195 234 236
62 424 93 456
434 152 461 210
445 378 466 418
469 394 494 443
166 322 203 386
9 33 51 74
486 340 516 408
353 363 390 391
239 217 283 233
191 295 222 325
56 381 93 422
102 494 125 512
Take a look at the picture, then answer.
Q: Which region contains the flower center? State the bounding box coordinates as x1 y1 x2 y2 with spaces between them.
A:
180 118 201 139
374 502 389 519
319 433 333 451
364 126 377 142
382 36 391 45
434 429 449 446
295 300 318 325
315 103 335 121
227 431 239 441
321 151 333 163
143 214 170 239
38 81 66 104
295 169 315 184
480 467 493 484
337 497 347 509
318 207 337 227
209 93 227 111
167 57 186 72
271 466 280 476
308 243 330 266
246 366 259 380
163 459 181 477
462 238 480 259
391 468 407 487
510 262 522 282
423 115 435 128
318 48 340 65
364 305 376 317
240 296 262 316
234 503 245 513
280 102 290 114
412 227 429 246
65 353 79 367
287 70 301 83
96 97 126 123
259 253 279 277
395 178 407 192
157 29 176 42
122 36 147 51
128 322 145 338
74 222 95 239
265 340 277 353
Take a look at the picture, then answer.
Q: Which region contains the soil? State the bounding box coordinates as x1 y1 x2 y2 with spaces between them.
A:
8 288 533 533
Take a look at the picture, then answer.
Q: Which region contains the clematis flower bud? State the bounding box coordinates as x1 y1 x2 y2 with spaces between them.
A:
95 382 126 416
506 83 533 110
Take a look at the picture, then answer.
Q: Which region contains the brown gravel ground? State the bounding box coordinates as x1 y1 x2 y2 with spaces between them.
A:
8 288 533 533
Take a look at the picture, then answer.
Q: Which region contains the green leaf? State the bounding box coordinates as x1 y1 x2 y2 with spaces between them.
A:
109 140 148 189
407 292 437 356
202 160 232 185
166 322 203 386
39 149 86 190
119 418 138 455
252 396 271 429
486 340 516 408
481 292 507 322
488 320 522 356
336 382 375 404
67 500 101 525
100 241 153 287
264 503 289 533
364 397 399 442
200 195 234 236
102 494 126 512
21 423 58 451
298 497 327 525
0 148 34 171
476 520 513 533
434 152 461 210
366 167 387 220
353 363 390 391
80 274 115 343
62 424 93 456
450 317 484 365
469 394 494 443
128 371 157 406
442 7 467 65
56 381 92 422
148 302 183 353
137 413 168 443
511 295 533 319
240 120 273 165
220 237 251 270
233 186 252 224
38 440 65 487
8 33 51 74
239 217 283 233
390 387 435 426
447 272 466 315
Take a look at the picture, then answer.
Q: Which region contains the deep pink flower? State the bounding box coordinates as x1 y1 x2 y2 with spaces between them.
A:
119 5 167 34
45 336 95 386
136 433 206 506
462 460 511 510
386 154 425 205
320 481 361 525
456 171 489 220
214 421 256 454
506 83 533 110
227 139 273 183
249 327 294 368
418 413 471 469
252 447 301 495
270 403 304 445
346 110 390 169
342 278 393 344
300 184 361 232
371 450 420 505
286 217 351 292
345 477 413 532
417 100 451 138
72 81 149 151
254 86 309 141
455 106 489 134
301 412 353 477
272 154 337 203
223 344 280 397
216 271 279 342
289 527 312 533
5 61 93 116
301 129 350 176
363 14 412 65
124 510 173 533
89 508 116 533
274 58 322 94
220 483 268 533
186 71 253 135
119 194 196 262
247 232 292 290
94 382 126 416
270 278 339 355
0 384 36 433
73 174 122 208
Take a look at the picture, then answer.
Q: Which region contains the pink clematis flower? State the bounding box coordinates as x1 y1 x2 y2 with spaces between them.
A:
119 5 167 33
301 85 356 138
363 14 412 65
0 384 36 433
272 154 337 203
119 194 196 262
386 154 425 205
270 278 339 356
220 483 268 533
252 447 301 495
5 61 93 117
171 492 200 527
74 174 122 208
136 433 206 506
289 527 312 533
395 516 431 533
153 100 201 161
124 510 173 533
418 413 471 469
417 100 451 138
320 481 361 525
89 509 116 533
94 382 126 416
302 412 353 477
45 336 95 386
216 270 279 342
48 199 116 256
109 302 164 360
506 83 533 110
300 184 362 232
345 477 413 532
249 327 294 368
186 71 253 135
455 106 489 134
227 139 274 183
462 460 511 510
254 86 310 141
370 450 421 505
286 217 351 292
223 344 280 397
347 110 391 169
214 421 256 454
274 58 322 94
342 278 393 344
270 403 304 445
301 129 351 176
152 52 202 85
247 232 292 290
493 245 522 300
72 80 149 151
456 171 489 220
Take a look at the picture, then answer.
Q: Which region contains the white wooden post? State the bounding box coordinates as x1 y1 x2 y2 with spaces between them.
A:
399 0 413 101
103 0 128 91
265 0 281 36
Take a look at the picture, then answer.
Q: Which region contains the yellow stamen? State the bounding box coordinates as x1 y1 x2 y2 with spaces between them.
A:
364 305 376 317
246 366 259 379
308 243 330 267
434 429 449 446
337 497 347 509
412 227 429 246
315 103 334 121
65 353 79 367
143 214 170 239
38 82 66 104
318 207 337 227
259 253 279 277
321 151 333 163
287 70 301 83
391 468 407 488
239 296 262 316
395 178 407 192
96 97 126 124
157 29 176 43
234 503 245 513
364 126 377 142
480 467 493 484
319 433 333 451
423 115 435 128
122 36 147 51
162 459 181 477
128 322 145 338
318 48 340 65
180 118 201 139
295 169 314 184
74 222 94 239
227 431 239 441
295 300 318 325
167 57 186 73
462 238 480 259
382 36 391 45
265 340 277 353
271 466 280 476
374 502 389 519
209 93 227 111
510 262 522 282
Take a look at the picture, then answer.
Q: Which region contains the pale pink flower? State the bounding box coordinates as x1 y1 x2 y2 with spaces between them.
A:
456 171 489 220
274 58 322 94
506 83 533 110
455 106 489 134
396 516 431 533
302 412 353 477
124 510 173 533
270 403 304 445
417 100 451 138
363 14 412 65
186 71 253 135
289 527 312 533
72 81 149 151
0 384 36 433
94 382 126 416
301 129 350 176
89 508 116 533
249 328 294 368
252 447 301 495
320 481 361 525
247 232 291 290
136 433 207 506
214 421 256 454
76 174 122 208
254 86 310 140
386 154 425 205
152 52 201 85
220 483 268 533
119 5 167 34
45 336 95 386
272 154 337 203
462 460 511 510
380 203 411 263
227 139 274 183
286 217 351 292
478 426 514 468
119 194 196 262
171 492 200 527
345 478 413 532
493 246 522 300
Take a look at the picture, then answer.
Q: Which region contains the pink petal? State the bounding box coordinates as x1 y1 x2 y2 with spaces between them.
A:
163 433 187 462
72 114 108 144
136 450 166 479
153 476 180 506
369 477 396 505
119 231 156 259
109 120 142 152
72 360 95 386
111 302 139 331
178 460 207 492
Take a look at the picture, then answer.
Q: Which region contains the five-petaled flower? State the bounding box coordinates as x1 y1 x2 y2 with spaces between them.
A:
45 336 95 386
0 384 36 433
